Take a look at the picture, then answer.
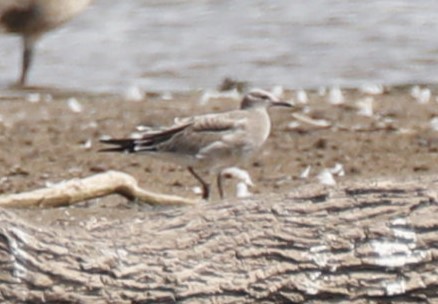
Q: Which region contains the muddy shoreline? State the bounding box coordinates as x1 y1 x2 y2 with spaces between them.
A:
1 84 437 224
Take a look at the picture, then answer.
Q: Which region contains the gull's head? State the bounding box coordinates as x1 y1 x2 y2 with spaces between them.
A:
240 89 292 109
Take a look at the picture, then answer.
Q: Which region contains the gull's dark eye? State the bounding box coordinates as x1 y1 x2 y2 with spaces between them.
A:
261 95 269 100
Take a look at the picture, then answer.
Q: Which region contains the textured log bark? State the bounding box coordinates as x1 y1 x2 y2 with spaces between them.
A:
0 176 437 303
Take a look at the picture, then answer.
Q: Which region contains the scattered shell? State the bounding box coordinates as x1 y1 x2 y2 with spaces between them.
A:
192 186 202 195
410 86 420 98
360 84 384 95
161 92 173 100
82 139 93 150
328 86 344 105
418 89 431 104
67 98 83 113
300 166 311 179
26 93 41 103
296 89 308 104
430 117 438 131
410 86 431 104
85 121 98 129
356 97 374 117
124 85 144 102
292 113 331 128
317 169 336 186
302 105 311 114
329 163 345 176
271 85 284 98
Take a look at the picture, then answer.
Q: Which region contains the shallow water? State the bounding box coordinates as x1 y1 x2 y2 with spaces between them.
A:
0 0 437 92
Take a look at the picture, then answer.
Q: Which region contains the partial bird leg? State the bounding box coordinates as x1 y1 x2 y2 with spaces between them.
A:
216 171 224 200
19 35 37 86
187 167 210 200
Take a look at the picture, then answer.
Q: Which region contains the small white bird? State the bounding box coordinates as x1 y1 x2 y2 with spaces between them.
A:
0 0 93 85
100 89 294 200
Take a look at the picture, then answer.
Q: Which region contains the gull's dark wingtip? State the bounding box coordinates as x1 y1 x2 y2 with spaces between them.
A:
99 138 135 153
98 147 127 153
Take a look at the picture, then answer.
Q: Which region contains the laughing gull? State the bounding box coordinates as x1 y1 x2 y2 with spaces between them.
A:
0 0 93 86
100 89 294 200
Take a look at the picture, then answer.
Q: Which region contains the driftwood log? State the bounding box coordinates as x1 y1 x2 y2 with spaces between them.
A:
0 176 437 303
0 171 197 208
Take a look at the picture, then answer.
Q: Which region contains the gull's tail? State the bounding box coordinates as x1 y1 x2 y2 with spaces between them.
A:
99 122 192 153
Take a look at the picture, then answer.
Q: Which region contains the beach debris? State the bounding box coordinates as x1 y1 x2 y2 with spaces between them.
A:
67 98 83 113
0 176 8 185
83 121 98 130
82 139 93 150
271 85 284 98
317 163 344 186
356 97 374 117
296 89 308 104
300 165 312 179
161 92 173 100
317 169 336 186
124 85 144 102
360 84 384 95
292 113 331 128
192 186 203 195
429 117 438 131
330 163 345 177
328 86 345 105
26 93 41 103
1 171 197 208
410 86 431 104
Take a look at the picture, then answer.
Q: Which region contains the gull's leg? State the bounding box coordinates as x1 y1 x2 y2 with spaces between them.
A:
216 171 224 200
19 35 37 86
188 167 210 200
